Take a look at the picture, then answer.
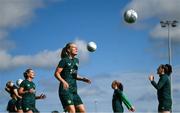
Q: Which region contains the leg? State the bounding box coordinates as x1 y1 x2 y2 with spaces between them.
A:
26 110 33 113
66 105 76 113
17 109 23 113
75 104 86 113
159 111 171 113
161 111 171 113
32 107 40 113
158 104 171 113
72 93 84 113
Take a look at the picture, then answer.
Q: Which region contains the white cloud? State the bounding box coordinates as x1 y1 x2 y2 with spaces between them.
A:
0 0 44 45
124 0 180 41
150 24 180 42
0 30 8 40
124 0 180 20
0 1 90 71
0 0 43 29
0 39 90 71
0 49 60 70
0 0 91 71
0 0 45 70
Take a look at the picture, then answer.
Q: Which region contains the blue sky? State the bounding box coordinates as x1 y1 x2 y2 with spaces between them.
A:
1 0 180 112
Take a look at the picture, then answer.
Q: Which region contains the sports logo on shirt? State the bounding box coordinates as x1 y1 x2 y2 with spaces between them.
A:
26 107 29 111
161 106 165 110
67 100 72 104
68 63 71 66
70 69 77 75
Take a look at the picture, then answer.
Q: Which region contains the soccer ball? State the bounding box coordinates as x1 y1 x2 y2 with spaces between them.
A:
16 79 23 87
124 9 138 24
87 41 97 52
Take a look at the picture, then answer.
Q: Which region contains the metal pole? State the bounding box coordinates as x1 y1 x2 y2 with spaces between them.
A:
160 20 178 113
167 22 173 113
167 22 172 65
94 100 97 113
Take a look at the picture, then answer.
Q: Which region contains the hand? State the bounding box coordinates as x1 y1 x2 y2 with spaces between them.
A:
83 77 91 84
63 81 69 90
29 88 36 94
149 75 154 81
39 93 46 99
129 106 135 112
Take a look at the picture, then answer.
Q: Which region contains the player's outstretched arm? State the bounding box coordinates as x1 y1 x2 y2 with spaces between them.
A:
36 93 46 100
121 93 135 112
76 75 91 84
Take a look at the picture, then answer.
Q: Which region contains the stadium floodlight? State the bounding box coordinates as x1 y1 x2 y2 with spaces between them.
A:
160 20 178 112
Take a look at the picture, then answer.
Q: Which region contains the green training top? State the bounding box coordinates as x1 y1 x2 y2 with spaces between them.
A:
151 74 172 107
112 89 132 112
58 57 79 93
20 79 36 104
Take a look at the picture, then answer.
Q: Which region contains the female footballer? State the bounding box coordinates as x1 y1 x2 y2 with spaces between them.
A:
54 42 91 113
5 80 23 113
111 80 135 113
18 69 46 113
149 64 172 113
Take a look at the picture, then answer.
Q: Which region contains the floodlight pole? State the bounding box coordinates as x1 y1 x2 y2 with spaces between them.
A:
160 20 178 65
94 100 98 113
160 20 178 112
167 22 171 65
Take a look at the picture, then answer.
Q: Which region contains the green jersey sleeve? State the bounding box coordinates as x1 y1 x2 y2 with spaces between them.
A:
116 89 132 109
58 58 66 68
121 93 133 109
19 80 26 88
151 75 168 90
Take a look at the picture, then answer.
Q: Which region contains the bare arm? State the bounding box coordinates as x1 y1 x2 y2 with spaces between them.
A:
36 93 46 100
76 75 91 84
54 67 69 89
13 89 22 99
18 87 29 95
149 75 167 90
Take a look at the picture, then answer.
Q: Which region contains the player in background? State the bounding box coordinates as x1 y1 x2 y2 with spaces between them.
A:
19 68 46 113
6 93 17 113
15 79 23 113
5 81 22 99
149 64 172 113
111 80 135 113
5 81 18 113
5 80 23 113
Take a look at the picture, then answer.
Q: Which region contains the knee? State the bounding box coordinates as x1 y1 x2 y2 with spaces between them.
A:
66 106 76 113
76 105 86 113
69 109 76 113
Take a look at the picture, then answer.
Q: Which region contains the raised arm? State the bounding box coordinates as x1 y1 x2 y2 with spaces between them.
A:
151 76 168 90
36 93 46 100
76 75 91 84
